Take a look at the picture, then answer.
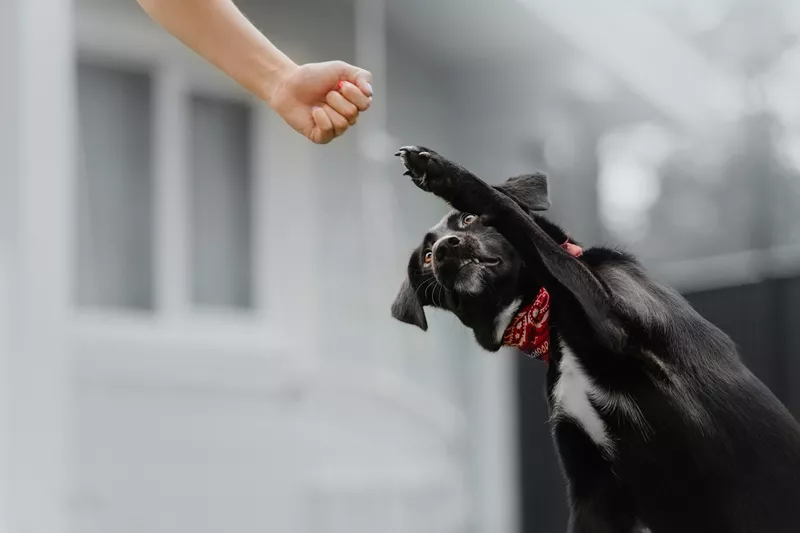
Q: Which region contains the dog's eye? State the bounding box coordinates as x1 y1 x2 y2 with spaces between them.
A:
424 251 433 265
462 214 477 226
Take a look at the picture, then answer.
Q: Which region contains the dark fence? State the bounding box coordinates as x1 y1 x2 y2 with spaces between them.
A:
515 276 800 533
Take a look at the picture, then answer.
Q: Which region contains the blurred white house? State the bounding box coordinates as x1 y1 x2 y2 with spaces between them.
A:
0 0 528 532
4 0 800 532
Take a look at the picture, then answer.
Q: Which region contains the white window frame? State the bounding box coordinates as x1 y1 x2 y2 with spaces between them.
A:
73 8 280 333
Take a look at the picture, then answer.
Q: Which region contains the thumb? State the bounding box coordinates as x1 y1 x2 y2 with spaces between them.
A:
352 69 373 98
334 61 373 97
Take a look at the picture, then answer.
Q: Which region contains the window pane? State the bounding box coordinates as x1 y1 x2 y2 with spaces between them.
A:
188 95 253 309
75 62 154 310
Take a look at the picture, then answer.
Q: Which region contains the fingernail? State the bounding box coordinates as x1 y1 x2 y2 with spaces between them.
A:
312 106 321 113
366 83 373 96
337 81 345 91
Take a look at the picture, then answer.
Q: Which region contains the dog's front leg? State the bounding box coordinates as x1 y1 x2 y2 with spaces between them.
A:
395 145 499 215
396 145 625 352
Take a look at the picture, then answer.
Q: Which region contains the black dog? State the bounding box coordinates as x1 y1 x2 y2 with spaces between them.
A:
390 146 800 533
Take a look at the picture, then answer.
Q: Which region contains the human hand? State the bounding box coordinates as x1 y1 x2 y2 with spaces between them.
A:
268 60 373 144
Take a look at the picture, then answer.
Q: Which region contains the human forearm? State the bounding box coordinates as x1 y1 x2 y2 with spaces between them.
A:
138 0 373 144
137 0 295 103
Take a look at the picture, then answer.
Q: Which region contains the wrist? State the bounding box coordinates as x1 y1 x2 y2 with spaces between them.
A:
260 55 298 105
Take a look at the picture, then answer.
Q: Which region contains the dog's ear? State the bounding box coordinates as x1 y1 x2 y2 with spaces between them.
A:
495 172 551 211
391 277 428 331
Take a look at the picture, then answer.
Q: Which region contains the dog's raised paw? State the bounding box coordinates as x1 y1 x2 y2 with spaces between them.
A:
395 146 439 192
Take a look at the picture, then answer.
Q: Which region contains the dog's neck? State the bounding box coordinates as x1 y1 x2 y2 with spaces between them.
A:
492 240 583 361
494 298 524 345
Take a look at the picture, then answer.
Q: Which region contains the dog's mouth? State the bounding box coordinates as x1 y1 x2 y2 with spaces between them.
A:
433 254 502 295
457 256 501 268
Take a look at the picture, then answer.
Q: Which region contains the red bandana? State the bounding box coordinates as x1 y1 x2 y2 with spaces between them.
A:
503 287 552 362
501 239 582 364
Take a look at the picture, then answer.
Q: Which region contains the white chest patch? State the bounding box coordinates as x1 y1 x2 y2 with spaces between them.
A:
552 341 614 453
494 298 522 344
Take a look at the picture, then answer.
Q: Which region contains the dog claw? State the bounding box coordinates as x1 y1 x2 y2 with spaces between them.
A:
403 171 412 176
394 150 404 157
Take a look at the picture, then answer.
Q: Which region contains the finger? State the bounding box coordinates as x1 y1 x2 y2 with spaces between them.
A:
337 81 371 112
326 89 359 125
322 104 349 137
332 61 373 97
311 106 335 144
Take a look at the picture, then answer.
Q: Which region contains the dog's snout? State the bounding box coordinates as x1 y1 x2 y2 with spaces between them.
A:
446 236 460 246
433 235 462 261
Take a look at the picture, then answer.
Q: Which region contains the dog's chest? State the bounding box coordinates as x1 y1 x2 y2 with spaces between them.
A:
551 342 614 452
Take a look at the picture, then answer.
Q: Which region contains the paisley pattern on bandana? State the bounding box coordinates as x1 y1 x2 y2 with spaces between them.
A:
502 287 551 363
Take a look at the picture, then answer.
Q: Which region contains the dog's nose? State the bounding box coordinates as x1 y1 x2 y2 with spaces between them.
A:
434 235 461 261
